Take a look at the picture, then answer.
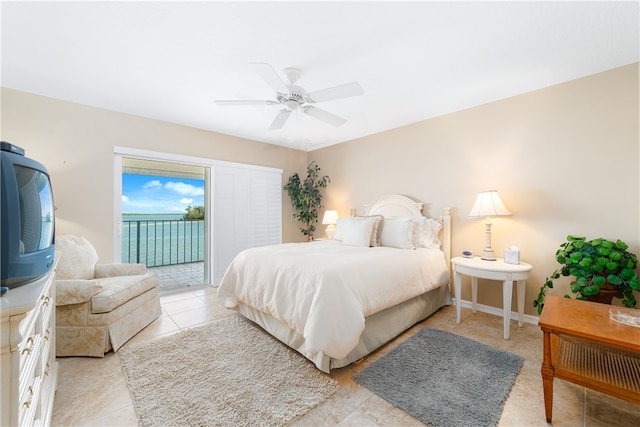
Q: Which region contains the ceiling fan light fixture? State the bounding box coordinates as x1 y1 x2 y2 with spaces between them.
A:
214 62 363 129
282 67 302 85
284 99 299 110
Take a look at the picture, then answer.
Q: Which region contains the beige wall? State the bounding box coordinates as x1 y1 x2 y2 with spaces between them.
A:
0 88 309 261
2 63 638 316
310 63 640 316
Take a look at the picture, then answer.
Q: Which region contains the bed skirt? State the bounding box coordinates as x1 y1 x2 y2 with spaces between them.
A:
235 283 452 372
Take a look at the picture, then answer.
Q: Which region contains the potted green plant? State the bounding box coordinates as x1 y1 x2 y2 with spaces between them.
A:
284 161 330 240
533 235 640 315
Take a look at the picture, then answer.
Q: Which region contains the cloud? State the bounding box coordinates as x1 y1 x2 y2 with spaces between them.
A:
122 176 205 214
142 180 163 190
165 181 204 196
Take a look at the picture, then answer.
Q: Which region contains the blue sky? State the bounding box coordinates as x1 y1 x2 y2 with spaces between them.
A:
122 174 205 214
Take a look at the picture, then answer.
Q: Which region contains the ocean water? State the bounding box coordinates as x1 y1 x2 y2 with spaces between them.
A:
122 214 184 221
121 214 205 266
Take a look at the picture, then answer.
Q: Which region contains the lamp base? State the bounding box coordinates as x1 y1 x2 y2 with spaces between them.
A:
481 248 497 261
325 224 336 239
480 220 497 260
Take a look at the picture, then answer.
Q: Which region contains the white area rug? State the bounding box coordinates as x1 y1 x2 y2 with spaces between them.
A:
119 315 338 426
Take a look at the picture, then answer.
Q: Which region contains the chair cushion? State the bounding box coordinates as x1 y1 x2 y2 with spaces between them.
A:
94 263 147 278
56 279 103 305
91 273 159 314
56 235 99 280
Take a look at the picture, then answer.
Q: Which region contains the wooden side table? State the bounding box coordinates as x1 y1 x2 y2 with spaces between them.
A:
538 296 640 423
451 256 532 339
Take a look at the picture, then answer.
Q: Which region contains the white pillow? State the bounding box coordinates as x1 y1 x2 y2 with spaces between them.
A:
333 217 348 241
411 216 442 249
380 217 416 249
342 217 377 247
334 216 383 246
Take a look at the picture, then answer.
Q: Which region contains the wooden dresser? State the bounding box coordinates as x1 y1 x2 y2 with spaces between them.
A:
1 254 59 426
538 295 640 423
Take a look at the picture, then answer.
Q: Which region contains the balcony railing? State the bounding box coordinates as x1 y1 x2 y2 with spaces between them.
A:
122 219 205 267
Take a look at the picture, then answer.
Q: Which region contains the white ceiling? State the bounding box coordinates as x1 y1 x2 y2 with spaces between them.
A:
2 1 638 152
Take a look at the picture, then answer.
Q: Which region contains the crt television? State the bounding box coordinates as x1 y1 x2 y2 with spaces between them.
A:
1 141 56 289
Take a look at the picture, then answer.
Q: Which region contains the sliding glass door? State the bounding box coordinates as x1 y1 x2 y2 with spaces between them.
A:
113 147 282 291
114 155 211 291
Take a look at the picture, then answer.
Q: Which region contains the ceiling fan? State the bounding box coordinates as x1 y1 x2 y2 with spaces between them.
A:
214 63 364 130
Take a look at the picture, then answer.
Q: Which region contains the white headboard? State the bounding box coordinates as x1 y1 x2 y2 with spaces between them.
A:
364 194 452 266
364 194 423 217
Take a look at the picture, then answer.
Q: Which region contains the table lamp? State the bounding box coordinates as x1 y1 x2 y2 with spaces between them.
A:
468 190 512 261
322 210 339 239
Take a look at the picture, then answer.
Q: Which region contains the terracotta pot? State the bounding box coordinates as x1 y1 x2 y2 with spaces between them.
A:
585 284 619 305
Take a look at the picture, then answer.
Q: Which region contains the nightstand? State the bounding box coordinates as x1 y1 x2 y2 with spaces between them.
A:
451 256 532 339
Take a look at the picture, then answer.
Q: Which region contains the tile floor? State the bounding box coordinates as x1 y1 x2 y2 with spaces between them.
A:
148 262 205 294
51 287 640 426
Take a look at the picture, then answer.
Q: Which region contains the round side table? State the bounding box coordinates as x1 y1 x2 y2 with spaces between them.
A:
451 256 532 339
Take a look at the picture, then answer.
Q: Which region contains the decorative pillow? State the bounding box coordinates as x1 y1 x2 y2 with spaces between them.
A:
411 216 442 249
356 215 384 246
380 217 416 249
55 235 99 280
425 217 443 248
342 217 378 247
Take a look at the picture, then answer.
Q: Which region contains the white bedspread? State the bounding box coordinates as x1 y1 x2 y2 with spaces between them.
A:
217 240 449 359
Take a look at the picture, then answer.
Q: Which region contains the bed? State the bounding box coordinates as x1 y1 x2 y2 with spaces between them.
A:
217 194 452 372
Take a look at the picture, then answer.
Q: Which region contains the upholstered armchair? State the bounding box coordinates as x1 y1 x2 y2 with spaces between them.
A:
55 235 161 357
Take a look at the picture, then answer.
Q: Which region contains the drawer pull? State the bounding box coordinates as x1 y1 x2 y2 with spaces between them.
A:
21 337 34 355
23 386 34 408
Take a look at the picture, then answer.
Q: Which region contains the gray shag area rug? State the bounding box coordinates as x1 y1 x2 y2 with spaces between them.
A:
353 327 524 427
119 315 338 427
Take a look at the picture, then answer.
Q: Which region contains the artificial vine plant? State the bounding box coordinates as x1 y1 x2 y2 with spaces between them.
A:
284 161 330 239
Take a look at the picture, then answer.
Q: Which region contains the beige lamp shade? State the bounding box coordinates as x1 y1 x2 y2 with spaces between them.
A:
468 190 512 218
322 210 339 225
468 191 511 260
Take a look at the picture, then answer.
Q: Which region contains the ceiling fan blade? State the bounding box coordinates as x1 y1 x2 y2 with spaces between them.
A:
269 109 292 130
250 62 289 93
302 106 347 127
214 100 276 106
307 82 364 103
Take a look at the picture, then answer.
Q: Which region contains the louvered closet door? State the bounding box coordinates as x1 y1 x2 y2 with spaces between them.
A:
252 169 282 247
213 165 282 285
